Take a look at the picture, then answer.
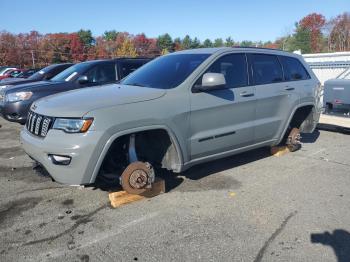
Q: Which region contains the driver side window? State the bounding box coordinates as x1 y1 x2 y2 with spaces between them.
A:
198 54 248 88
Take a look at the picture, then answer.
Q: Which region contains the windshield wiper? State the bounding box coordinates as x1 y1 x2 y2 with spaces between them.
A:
124 82 148 87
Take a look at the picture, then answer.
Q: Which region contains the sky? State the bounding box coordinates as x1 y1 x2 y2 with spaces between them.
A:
1 0 349 42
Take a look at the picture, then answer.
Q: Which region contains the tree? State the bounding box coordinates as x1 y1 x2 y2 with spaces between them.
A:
225 37 234 47
157 33 173 52
103 30 119 41
116 39 137 57
69 33 85 62
292 24 312 53
328 12 350 51
172 37 182 51
299 13 326 52
77 29 94 47
133 33 154 56
190 37 201 48
202 39 213 48
182 35 192 49
213 38 224 47
240 40 253 47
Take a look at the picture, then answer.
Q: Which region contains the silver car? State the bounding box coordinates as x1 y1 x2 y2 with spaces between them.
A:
20 48 322 193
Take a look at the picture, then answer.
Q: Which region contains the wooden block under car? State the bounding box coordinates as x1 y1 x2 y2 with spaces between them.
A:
109 178 165 208
270 146 291 157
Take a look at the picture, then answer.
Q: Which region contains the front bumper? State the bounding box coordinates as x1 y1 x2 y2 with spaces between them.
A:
20 127 105 185
0 100 31 124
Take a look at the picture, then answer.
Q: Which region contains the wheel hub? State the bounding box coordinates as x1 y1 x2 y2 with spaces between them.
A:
286 128 301 152
120 161 154 194
129 169 148 189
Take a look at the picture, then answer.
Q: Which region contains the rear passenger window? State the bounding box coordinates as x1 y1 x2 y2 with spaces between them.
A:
279 56 310 81
205 54 248 88
252 54 283 85
119 62 143 79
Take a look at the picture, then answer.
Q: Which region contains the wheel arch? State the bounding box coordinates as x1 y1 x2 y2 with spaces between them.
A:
277 103 318 145
89 125 184 183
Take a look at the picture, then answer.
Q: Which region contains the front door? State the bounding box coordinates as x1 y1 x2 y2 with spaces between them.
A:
189 53 256 160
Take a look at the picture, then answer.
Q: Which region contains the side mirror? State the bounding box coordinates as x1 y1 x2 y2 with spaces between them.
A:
78 75 89 84
193 73 226 92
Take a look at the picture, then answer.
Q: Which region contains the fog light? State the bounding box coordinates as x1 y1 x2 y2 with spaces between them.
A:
49 154 71 165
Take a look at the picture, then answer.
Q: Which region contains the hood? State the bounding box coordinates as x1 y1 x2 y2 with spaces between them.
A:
3 80 66 93
0 78 37 87
32 84 166 117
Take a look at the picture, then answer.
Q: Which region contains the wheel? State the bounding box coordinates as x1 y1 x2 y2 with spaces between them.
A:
120 161 154 195
286 128 301 152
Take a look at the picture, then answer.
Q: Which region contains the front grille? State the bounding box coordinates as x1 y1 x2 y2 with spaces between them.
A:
26 111 54 137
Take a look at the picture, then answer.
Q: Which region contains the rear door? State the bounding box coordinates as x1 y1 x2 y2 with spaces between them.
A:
249 53 299 143
189 53 256 159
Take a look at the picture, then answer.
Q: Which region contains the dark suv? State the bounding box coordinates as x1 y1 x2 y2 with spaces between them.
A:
0 63 73 86
0 58 151 124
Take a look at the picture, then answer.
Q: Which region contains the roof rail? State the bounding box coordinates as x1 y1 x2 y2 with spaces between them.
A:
232 46 283 51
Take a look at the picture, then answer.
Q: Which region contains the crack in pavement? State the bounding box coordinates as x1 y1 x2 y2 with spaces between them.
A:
254 211 297 262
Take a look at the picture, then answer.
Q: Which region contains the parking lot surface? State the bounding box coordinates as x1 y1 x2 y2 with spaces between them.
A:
1 117 350 262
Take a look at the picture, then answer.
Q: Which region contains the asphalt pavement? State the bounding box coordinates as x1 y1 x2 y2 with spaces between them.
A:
0 117 350 262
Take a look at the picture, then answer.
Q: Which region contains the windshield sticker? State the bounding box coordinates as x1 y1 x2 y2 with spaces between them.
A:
38 70 45 75
65 72 78 81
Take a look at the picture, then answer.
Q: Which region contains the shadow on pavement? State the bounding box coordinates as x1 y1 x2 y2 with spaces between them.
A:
301 129 320 143
311 229 350 262
160 147 271 192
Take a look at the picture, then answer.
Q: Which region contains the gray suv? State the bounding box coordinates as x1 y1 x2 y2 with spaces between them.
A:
20 48 322 193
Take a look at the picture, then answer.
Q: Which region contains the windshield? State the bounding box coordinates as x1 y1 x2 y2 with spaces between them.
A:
121 54 210 89
28 65 58 80
50 63 91 82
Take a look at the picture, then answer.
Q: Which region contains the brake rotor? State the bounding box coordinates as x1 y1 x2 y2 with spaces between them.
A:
286 127 301 152
120 161 154 195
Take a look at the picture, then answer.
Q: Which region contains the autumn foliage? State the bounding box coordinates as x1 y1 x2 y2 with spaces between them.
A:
1 12 349 68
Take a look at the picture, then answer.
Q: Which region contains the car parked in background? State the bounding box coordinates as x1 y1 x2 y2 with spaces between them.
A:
0 67 18 77
20 48 321 189
0 58 151 124
0 69 25 80
0 64 73 85
13 69 40 79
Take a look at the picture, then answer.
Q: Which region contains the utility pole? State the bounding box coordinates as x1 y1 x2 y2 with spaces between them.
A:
31 50 35 68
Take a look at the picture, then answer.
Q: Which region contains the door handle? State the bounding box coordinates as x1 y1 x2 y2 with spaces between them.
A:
240 91 254 97
284 87 295 91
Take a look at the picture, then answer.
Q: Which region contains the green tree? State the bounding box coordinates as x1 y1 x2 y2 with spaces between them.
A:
292 24 312 53
190 37 201 48
225 37 234 47
157 33 173 52
103 30 118 41
202 38 213 48
77 29 94 46
213 38 224 47
240 40 253 47
182 35 192 49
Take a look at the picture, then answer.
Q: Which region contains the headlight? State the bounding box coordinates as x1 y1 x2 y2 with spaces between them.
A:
5 91 33 102
52 118 93 133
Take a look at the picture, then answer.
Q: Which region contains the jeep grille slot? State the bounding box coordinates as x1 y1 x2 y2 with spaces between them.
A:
26 111 53 137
